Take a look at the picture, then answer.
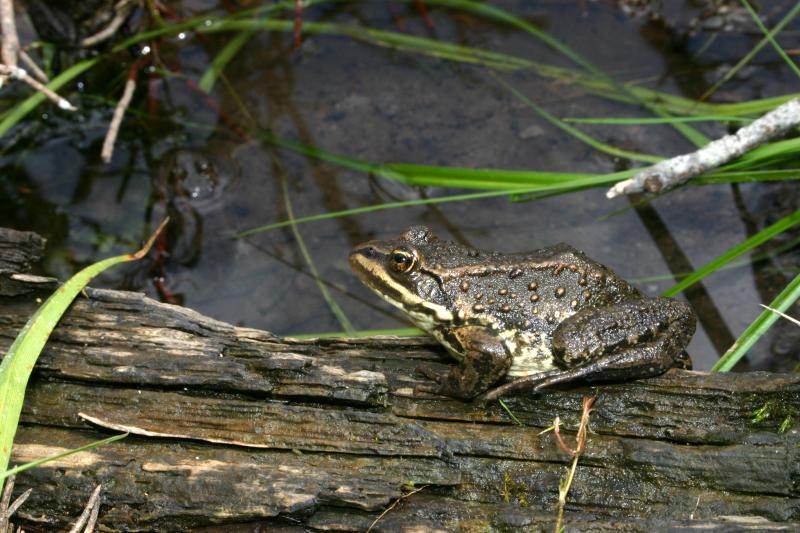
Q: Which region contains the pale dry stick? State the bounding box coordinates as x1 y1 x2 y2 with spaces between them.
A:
553 395 596 533
0 65 76 110
0 475 30 533
67 484 102 533
82 487 101 533
760 304 800 326
4 489 31 523
365 485 427 533
607 98 800 198
17 50 47 83
0 0 19 87
101 63 138 163
689 495 702 520
82 0 136 47
0 473 14 533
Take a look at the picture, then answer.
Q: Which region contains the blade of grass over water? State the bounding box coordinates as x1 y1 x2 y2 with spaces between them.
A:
632 233 800 284
0 220 167 477
203 19 532 70
236 189 530 237
492 74 663 163
564 116 752 125
199 28 258 92
712 273 800 372
244 126 800 237
278 170 354 333
662 209 800 298
423 0 600 75
744 0 800 79
700 1 800 101
441 0 708 145
0 57 99 138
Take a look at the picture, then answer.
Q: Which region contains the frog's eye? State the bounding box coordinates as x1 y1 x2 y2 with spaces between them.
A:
390 249 417 273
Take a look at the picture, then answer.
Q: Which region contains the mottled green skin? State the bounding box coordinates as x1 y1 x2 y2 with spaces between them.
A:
350 226 696 400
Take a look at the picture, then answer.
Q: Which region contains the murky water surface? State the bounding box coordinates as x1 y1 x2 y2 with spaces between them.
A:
2 1 800 372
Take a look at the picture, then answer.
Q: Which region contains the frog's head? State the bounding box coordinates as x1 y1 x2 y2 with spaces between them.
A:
349 226 456 326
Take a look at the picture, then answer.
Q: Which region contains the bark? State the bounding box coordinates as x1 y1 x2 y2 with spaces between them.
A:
0 227 797 531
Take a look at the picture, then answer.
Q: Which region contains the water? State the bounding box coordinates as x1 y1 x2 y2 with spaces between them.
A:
2 0 799 372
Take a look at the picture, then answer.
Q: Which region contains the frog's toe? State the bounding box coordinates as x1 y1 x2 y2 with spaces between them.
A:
483 371 562 400
414 382 440 395
415 365 443 383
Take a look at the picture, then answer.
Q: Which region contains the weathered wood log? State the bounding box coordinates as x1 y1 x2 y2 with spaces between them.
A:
0 227 798 531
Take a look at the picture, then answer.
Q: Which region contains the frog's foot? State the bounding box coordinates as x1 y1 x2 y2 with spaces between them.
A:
482 369 564 401
414 326 513 401
413 363 484 401
415 364 443 383
414 365 444 395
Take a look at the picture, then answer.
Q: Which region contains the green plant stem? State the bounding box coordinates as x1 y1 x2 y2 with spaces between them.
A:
663 209 800 297
278 172 354 333
700 2 800 100
712 273 800 372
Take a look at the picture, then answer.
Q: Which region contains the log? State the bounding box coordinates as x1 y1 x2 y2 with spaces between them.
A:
0 227 797 531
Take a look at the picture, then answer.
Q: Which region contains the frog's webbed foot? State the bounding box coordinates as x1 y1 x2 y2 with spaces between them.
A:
414 365 444 395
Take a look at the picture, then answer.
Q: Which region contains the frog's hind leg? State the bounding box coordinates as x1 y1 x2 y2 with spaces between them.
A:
484 298 695 400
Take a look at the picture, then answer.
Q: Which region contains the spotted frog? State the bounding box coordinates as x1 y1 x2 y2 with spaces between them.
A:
349 226 696 400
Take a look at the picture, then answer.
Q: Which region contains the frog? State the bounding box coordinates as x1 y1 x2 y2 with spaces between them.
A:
349 226 696 401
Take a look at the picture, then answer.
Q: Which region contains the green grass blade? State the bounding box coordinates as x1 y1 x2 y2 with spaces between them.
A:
493 74 663 163
564 116 752 125
0 57 99 138
2 433 128 481
741 0 800 80
699 169 800 183
700 1 800 100
203 19 532 70
711 273 800 372
198 28 258 92
278 173 354 333
0 220 167 476
662 209 800 298
236 188 527 237
424 0 599 75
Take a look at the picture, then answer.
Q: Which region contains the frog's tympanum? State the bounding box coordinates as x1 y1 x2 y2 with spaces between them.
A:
349 226 696 400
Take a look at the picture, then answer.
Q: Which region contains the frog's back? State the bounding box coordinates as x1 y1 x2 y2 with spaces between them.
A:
440 242 642 334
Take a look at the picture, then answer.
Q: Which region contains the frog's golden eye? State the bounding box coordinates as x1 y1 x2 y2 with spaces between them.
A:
390 249 416 273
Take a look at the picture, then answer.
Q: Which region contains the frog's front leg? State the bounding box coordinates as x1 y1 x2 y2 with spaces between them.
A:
484 298 695 400
415 326 512 400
